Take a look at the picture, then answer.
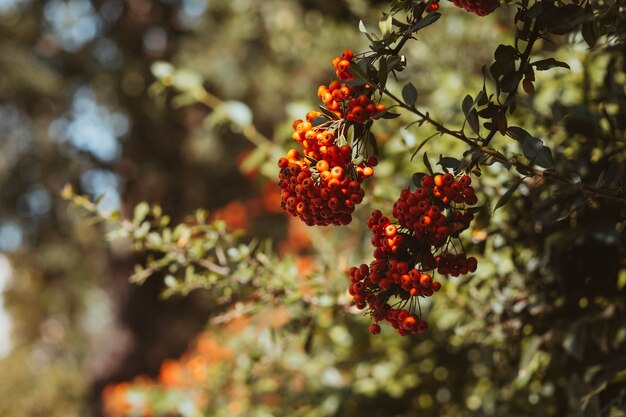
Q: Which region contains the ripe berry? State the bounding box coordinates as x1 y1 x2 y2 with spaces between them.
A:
369 323 381 334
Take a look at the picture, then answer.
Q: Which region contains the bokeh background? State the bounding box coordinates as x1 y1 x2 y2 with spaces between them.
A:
1 0 625 416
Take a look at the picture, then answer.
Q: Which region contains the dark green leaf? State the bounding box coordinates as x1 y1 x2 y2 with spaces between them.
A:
437 156 460 171
412 172 425 188
423 152 433 175
506 126 531 142
582 21 597 48
411 12 440 33
402 82 418 106
494 45 517 70
462 94 473 116
532 58 570 71
467 109 480 135
522 136 554 169
318 105 339 120
311 116 327 127
380 111 401 119
500 71 523 93
494 177 523 212
497 111 508 135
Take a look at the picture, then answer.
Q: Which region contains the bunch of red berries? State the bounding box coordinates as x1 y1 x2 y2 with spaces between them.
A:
449 0 500 16
277 49 382 226
348 173 479 335
392 173 477 247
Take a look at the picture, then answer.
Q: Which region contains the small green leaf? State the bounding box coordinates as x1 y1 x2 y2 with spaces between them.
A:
411 12 440 33
359 20 368 33
532 58 570 71
506 126 531 142
462 94 473 116
318 105 340 120
311 116 327 127
437 156 460 171
412 172 426 188
522 136 554 169
402 82 418 106
494 177 523 212
379 14 393 37
133 202 150 225
467 109 480 135
380 111 401 119
423 152 434 175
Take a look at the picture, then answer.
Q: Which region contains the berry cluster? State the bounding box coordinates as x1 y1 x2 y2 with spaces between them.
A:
317 81 386 123
348 173 479 336
277 144 374 226
278 49 382 226
392 173 477 247
450 0 500 16
331 49 355 81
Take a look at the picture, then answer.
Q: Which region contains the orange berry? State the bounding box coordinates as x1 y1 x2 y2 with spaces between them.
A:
306 111 321 122
278 157 289 169
330 166 344 179
328 80 341 91
316 160 329 172
337 59 351 72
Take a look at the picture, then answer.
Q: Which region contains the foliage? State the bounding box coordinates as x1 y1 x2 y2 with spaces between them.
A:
2 0 626 416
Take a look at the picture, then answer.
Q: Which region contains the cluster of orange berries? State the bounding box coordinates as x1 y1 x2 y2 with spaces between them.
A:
278 117 376 226
317 81 387 124
277 50 382 226
348 173 479 335
450 0 500 16
331 49 355 81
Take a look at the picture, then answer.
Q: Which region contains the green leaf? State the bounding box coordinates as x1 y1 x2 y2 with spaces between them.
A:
467 109 480 135
494 177 523 212
412 172 425 188
379 14 393 37
411 12 440 33
494 45 517 69
423 152 434 175
380 111 401 119
462 94 473 116
532 58 570 71
311 116 327 127
522 136 554 169
318 105 340 120
506 126 531 142
402 82 418 106
133 202 150 225
437 156 460 171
